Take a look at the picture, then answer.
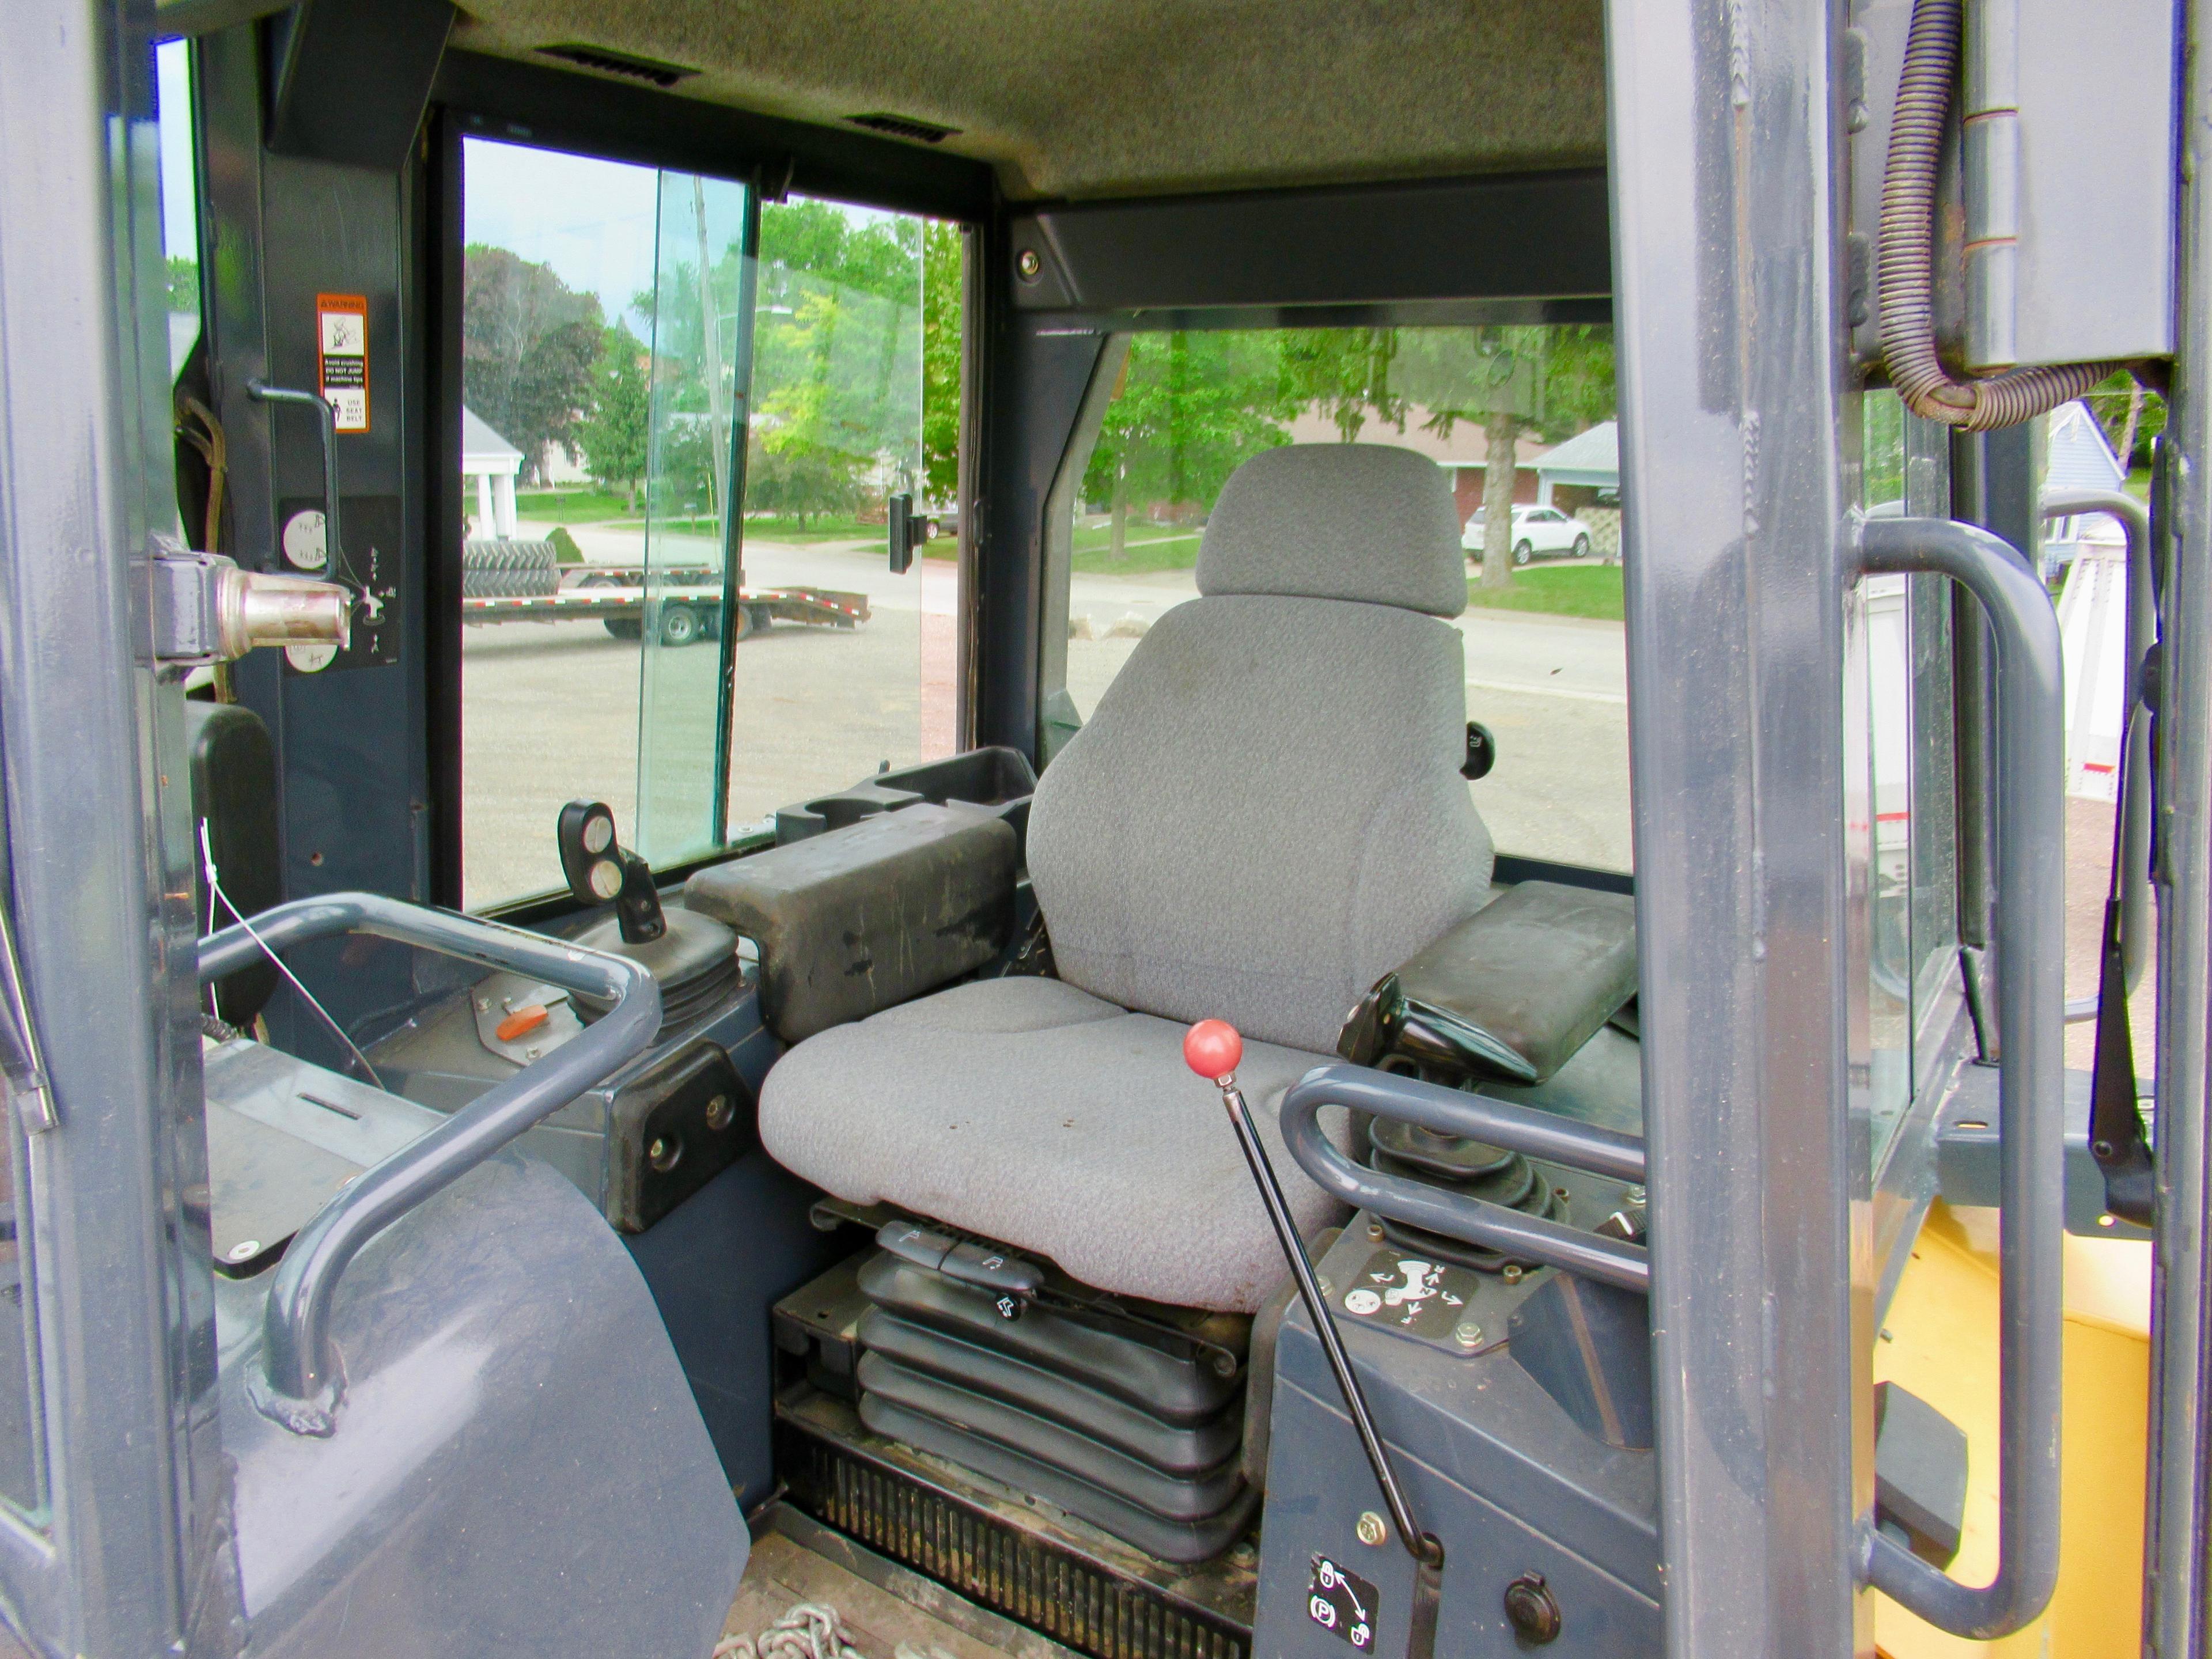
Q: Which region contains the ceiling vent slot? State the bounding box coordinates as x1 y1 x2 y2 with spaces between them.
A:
844 111 961 145
535 44 698 88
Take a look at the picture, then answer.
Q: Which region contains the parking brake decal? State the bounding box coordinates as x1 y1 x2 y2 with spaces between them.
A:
1308 1556 1377 1652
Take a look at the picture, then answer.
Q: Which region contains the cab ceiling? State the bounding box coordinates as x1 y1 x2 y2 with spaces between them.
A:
446 0 1609 202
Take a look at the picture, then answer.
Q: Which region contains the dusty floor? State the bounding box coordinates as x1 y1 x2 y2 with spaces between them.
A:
722 1529 1070 1659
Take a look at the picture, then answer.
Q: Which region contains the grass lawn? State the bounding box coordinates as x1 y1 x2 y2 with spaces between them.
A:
740 514 877 543
514 488 634 522
1070 523 1203 577
1465 563 1623 622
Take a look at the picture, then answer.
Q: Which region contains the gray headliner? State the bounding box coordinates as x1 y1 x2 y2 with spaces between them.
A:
448 0 1609 200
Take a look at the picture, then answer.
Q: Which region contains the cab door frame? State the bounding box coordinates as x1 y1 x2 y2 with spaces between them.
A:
0 1 233 1650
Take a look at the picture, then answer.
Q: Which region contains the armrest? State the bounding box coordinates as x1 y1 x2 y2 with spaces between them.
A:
1338 880 1637 1085
685 802 1017 1044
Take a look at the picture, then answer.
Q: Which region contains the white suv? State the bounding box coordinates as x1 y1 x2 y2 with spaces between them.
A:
1461 503 1597 565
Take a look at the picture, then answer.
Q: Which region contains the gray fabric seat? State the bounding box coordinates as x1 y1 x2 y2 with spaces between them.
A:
759 442 1494 1314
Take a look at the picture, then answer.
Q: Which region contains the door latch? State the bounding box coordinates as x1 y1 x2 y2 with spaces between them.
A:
149 534 351 665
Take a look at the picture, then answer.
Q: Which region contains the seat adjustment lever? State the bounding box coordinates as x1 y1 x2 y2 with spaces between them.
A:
875 1221 1044 1313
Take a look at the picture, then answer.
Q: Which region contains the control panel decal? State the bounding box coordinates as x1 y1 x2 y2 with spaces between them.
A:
1308 1556 1378 1652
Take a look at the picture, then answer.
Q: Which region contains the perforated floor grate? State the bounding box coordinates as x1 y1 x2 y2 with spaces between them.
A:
776 1399 1253 1659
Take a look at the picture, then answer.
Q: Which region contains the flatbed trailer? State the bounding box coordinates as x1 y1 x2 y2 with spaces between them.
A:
460 565 870 646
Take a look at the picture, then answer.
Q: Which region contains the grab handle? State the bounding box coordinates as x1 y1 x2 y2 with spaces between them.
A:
247 381 342 575
199 893 661 1434
1858 516 2065 1638
1279 1062 1649 1293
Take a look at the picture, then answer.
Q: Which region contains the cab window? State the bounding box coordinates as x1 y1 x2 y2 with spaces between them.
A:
457 141 953 907
1040 324 1630 874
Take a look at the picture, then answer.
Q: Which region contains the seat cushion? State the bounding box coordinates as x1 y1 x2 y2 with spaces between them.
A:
1029 593 1493 1052
759 976 1346 1314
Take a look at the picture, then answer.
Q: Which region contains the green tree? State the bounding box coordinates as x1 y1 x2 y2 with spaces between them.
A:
1082 333 1298 560
923 220 963 503
1278 329 1410 440
578 323 650 510
1397 325 1616 588
2086 369 2165 475
463 245 604 483
749 206 923 526
166 256 198 315
761 199 921 306
751 287 874 527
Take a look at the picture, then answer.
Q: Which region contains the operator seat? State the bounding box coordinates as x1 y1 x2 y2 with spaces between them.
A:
759 443 1493 1314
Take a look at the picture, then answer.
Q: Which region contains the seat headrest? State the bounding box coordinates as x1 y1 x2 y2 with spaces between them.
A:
1196 443 1467 619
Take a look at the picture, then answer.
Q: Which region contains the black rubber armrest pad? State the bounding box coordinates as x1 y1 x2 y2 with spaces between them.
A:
685 803 1017 1044
1346 880 1637 1085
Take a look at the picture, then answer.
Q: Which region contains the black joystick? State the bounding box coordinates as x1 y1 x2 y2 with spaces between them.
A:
552 801 740 1034
557 800 666 944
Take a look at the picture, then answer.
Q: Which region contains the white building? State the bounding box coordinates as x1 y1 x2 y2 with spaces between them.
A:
1532 419 1618 507
463 406 522 539
2044 399 2130 570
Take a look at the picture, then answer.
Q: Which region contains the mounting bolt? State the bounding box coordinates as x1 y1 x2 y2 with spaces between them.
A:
1315 1276 1333 1300
1230 1541 1258 1568
1502 1264 1525 1285
226 1239 261 1263
1627 1185 1647 1206
1366 1218 1385 1241
704 1093 735 1132
1356 1511 1388 1547
1503 1573 1562 1644
1016 247 1043 282
1452 1320 1484 1350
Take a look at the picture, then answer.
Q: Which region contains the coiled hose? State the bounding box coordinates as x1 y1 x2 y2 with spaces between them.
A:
1877 0 2121 428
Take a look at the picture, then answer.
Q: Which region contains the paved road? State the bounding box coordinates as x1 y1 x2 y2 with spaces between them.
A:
459 521 1633 903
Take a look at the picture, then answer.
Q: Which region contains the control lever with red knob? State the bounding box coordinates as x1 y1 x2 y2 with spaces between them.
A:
1185 1020 1444 1659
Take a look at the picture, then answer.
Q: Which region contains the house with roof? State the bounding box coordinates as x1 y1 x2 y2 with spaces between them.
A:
1533 420 1619 509
463 406 523 539
1283 407 1547 524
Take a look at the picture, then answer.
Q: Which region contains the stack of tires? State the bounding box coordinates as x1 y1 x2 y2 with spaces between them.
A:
463 539 560 599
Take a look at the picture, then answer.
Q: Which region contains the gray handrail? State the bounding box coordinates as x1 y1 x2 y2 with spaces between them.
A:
2039 487 2153 1017
199 893 662 1435
1860 516 2065 1638
1279 1062 1650 1293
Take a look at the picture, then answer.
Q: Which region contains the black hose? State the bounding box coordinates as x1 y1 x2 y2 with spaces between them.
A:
1877 0 2121 429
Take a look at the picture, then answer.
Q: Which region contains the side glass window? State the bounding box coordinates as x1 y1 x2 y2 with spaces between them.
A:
1040 325 1630 873
1858 391 1960 1168
460 139 663 905
459 146 948 904
633 170 749 861
157 40 201 385
723 200 949 836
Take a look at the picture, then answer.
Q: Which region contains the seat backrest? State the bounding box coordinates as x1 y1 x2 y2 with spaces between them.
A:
1028 443 1493 1052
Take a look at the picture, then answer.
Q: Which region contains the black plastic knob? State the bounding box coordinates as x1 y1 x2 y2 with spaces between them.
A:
1502 1573 1561 1645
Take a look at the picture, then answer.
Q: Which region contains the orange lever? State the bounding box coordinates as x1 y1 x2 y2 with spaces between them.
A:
1183 1018 1243 1081
495 1005 550 1043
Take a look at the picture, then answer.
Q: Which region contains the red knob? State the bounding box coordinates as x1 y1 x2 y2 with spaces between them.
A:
1184 1019 1243 1080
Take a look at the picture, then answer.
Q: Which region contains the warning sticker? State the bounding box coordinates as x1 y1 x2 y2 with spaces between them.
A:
316 293 369 432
